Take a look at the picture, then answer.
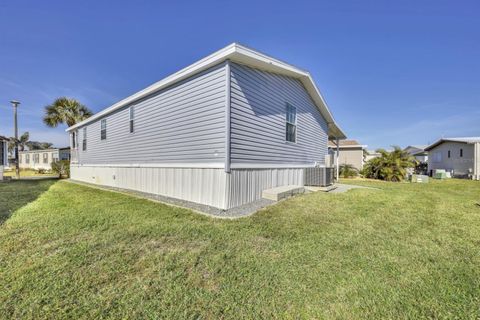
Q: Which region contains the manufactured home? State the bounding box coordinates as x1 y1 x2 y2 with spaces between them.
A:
19 148 70 171
66 43 346 209
327 140 366 171
404 145 428 163
425 137 480 180
0 136 8 180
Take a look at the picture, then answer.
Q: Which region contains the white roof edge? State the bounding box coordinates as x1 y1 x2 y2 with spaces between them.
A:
66 43 346 138
425 137 480 151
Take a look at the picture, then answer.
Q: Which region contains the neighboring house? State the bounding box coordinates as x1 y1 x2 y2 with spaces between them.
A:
404 145 428 162
425 137 480 180
19 148 70 170
327 140 366 171
0 136 8 180
66 43 346 210
364 150 381 162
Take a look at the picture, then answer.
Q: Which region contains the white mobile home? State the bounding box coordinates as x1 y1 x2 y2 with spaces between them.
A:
0 136 8 180
19 148 70 171
425 137 480 180
66 43 346 209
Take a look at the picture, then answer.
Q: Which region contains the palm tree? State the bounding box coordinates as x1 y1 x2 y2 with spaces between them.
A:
339 163 358 178
362 146 416 182
8 132 30 152
26 141 54 150
43 97 93 127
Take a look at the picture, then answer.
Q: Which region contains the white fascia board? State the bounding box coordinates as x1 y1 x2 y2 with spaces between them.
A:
67 43 346 139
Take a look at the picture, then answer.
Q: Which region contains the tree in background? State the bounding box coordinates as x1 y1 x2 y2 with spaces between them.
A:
43 97 93 127
362 146 416 182
26 141 54 150
8 132 30 152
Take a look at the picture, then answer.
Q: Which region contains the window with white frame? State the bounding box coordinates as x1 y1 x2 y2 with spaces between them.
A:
43 153 48 164
101 119 107 140
33 154 39 163
82 127 87 151
129 107 135 133
285 104 297 143
72 131 77 149
26 154 30 164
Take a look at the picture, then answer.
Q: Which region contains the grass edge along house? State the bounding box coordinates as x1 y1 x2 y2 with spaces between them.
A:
66 43 346 209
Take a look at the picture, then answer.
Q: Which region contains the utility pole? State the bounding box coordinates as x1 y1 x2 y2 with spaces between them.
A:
10 100 20 179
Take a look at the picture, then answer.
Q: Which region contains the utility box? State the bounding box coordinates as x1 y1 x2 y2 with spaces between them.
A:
304 167 334 186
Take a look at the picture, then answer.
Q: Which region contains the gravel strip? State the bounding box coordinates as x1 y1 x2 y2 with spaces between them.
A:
66 179 275 218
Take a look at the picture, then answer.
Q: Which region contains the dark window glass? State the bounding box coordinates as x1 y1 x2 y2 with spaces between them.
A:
448 150 451 158
460 149 463 157
101 119 107 140
129 107 134 133
82 128 87 151
285 104 297 143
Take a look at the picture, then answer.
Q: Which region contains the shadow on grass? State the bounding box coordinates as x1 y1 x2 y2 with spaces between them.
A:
0 179 58 225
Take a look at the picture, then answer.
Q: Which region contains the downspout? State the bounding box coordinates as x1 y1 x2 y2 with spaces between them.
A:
224 60 231 173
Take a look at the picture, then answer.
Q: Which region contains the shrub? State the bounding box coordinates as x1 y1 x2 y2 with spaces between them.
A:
36 168 47 174
51 160 70 178
339 164 358 178
362 146 416 182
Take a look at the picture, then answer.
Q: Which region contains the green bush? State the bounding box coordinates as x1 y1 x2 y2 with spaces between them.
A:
51 160 70 178
339 164 358 178
361 146 416 182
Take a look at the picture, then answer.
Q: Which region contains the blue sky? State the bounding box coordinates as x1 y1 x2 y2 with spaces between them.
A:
0 0 479 149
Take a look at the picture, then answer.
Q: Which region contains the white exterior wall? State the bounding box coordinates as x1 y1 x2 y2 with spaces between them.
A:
71 165 228 209
225 168 305 208
0 165 3 181
19 150 59 170
428 142 475 177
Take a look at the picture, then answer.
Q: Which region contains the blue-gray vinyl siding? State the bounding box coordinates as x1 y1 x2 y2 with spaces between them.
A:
229 63 329 165
76 63 226 165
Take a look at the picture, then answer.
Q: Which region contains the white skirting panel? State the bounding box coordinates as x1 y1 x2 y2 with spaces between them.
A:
225 168 305 209
0 166 4 181
71 165 228 209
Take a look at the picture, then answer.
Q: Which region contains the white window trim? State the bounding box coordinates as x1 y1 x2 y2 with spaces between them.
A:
101 119 107 140
285 103 297 144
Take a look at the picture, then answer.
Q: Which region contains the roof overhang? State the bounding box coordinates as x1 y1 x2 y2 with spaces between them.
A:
66 43 346 139
425 138 479 151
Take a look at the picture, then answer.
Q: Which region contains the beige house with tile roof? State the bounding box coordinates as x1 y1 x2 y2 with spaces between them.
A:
328 139 366 171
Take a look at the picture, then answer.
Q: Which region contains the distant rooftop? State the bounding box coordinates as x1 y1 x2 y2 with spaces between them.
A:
425 137 480 151
405 145 428 150
328 139 364 148
0 135 9 141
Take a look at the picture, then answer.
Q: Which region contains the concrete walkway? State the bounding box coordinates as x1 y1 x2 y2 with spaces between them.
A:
328 183 378 193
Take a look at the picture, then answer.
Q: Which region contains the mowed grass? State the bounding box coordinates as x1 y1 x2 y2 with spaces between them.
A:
0 179 479 319
3 169 58 178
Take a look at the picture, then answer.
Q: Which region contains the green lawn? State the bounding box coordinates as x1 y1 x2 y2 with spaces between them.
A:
3 169 58 178
0 179 479 319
